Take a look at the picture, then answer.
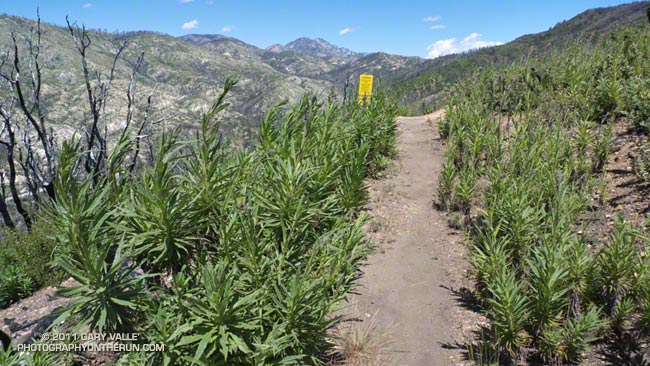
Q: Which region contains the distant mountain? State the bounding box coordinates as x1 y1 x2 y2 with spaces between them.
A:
0 16 335 146
261 50 344 78
325 52 423 85
268 37 361 60
266 44 285 53
197 37 265 62
1 0 647 148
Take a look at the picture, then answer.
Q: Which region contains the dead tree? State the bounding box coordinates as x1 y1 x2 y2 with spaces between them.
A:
342 72 351 105
0 12 163 230
0 83 25 228
66 18 174 179
66 17 128 183
0 14 53 228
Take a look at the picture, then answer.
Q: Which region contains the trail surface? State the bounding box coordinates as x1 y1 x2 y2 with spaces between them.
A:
353 112 474 366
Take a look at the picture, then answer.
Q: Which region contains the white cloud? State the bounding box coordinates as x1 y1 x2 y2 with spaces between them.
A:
339 27 351 35
182 19 199 30
180 0 194 3
82 3 92 8
426 32 503 59
423 16 441 22
221 25 233 33
430 24 446 30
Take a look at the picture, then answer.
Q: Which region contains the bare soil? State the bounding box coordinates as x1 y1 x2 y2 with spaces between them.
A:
347 112 482 366
584 121 650 240
0 278 77 345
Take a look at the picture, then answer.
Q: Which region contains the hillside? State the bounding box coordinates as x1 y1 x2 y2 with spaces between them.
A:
2 1 645 143
392 1 650 111
267 37 361 60
324 52 423 86
434 13 650 363
178 33 227 45
0 16 334 146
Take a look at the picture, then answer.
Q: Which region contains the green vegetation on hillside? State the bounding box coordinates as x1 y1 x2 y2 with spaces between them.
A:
3 3 650 364
392 1 649 114
438 25 650 364
0 221 64 307
0 78 398 365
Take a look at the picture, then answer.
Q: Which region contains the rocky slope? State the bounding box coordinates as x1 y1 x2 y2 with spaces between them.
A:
1 1 647 143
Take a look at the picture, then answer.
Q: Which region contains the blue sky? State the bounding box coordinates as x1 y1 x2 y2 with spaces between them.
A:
0 0 637 58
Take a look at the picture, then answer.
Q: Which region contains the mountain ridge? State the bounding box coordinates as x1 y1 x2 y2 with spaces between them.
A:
0 1 647 139
0 15 336 146
280 37 361 60
176 1 650 113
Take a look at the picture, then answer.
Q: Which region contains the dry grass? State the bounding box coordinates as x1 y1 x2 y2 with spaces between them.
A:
329 308 394 366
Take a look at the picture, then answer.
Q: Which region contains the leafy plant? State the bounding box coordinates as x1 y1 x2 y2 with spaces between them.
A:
0 265 34 308
174 262 260 364
453 165 475 214
486 269 530 358
53 242 146 333
436 161 456 210
526 244 570 335
592 216 639 317
592 122 613 173
36 81 400 365
440 26 650 361
559 307 605 363
0 220 64 307
437 116 450 139
122 131 201 274
634 139 650 183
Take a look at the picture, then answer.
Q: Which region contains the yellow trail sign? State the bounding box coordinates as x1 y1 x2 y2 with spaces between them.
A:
358 74 374 105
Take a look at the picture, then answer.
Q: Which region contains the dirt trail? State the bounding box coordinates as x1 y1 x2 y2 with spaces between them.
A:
353 111 473 366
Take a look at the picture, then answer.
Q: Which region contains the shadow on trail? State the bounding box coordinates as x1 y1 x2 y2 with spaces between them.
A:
597 332 650 366
440 284 483 313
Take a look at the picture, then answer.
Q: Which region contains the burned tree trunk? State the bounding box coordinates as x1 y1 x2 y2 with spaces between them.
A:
0 171 14 228
0 12 161 230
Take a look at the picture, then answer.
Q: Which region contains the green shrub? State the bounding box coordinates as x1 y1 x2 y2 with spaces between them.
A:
0 265 33 307
623 78 650 133
437 117 450 139
634 140 650 183
486 269 530 358
441 26 650 362
0 220 64 308
41 80 398 365
559 307 605 363
436 161 456 210
591 216 640 317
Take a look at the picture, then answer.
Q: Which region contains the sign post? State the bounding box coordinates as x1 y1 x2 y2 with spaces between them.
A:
358 74 374 106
